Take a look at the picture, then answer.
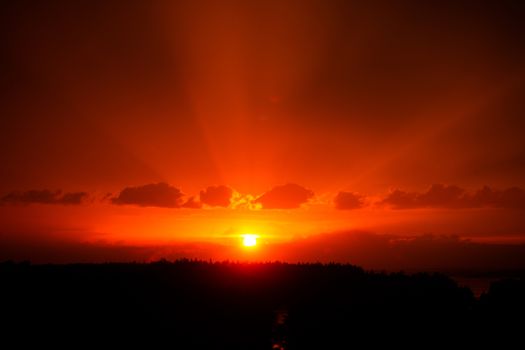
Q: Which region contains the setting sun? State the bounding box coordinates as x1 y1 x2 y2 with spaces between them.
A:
242 234 258 247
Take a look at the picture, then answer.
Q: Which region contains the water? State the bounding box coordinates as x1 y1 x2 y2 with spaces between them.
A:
272 308 289 350
451 276 495 298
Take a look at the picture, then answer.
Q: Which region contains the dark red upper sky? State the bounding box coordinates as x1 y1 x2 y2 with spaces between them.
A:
1 0 525 266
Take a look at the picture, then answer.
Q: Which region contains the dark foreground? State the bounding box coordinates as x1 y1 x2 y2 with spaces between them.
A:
1 260 524 348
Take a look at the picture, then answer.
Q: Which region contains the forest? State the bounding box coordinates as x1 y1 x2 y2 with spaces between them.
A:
1 260 523 348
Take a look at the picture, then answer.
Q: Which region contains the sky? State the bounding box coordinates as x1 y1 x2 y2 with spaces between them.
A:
1 0 525 268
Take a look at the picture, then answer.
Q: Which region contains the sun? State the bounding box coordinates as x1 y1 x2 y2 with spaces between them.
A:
242 234 258 247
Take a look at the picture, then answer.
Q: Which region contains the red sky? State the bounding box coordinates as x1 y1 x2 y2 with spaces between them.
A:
1 0 525 268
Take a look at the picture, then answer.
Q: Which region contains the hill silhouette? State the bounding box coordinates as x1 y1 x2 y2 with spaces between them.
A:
1 260 523 348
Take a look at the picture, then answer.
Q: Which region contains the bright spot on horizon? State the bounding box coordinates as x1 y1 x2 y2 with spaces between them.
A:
242 234 258 247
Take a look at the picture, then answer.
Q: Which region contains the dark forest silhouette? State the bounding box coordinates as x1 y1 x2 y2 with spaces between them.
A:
1 260 523 348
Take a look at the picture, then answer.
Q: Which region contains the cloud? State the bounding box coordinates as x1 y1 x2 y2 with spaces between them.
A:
112 183 183 208
468 186 525 209
199 185 233 208
229 193 257 210
255 183 314 209
274 231 525 271
417 184 465 207
182 196 202 209
382 184 464 209
334 191 365 210
1 190 88 205
58 192 89 204
382 184 525 209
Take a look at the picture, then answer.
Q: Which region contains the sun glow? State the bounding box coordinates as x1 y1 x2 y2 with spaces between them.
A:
242 234 258 247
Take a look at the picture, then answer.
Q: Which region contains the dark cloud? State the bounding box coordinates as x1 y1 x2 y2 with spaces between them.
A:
255 183 314 209
382 184 465 209
112 183 183 208
468 186 525 209
382 184 525 209
1 190 88 205
199 185 233 208
59 192 89 205
334 191 365 210
273 231 525 271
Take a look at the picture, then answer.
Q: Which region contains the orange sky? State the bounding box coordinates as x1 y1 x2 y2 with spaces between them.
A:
1 0 525 268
